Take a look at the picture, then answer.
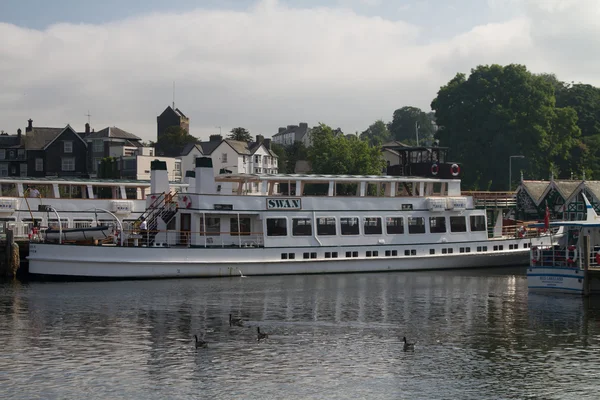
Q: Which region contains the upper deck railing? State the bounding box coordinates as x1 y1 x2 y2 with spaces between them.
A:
462 191 517 209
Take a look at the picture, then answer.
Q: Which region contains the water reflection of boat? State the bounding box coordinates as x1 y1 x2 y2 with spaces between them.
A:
44 225 111 242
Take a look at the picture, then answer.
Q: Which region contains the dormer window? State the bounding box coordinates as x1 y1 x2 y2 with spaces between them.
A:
64 141 73 153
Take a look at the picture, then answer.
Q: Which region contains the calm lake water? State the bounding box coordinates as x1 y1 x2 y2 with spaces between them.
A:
1 267 600 400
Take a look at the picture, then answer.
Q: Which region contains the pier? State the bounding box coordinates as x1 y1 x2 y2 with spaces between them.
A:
0 229 29 279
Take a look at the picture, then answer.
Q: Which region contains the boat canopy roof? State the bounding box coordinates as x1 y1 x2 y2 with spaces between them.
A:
215 172 460 184
0 176 187 187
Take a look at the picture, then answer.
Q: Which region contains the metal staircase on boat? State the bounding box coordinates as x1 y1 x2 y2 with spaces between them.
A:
135 192 179 245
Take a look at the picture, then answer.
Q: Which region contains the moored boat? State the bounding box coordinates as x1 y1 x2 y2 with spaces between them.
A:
28 149 562 279
527 194 600 295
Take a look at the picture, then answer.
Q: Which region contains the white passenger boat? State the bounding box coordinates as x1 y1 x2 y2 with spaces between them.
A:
527 194 600 295
0 177 188 239
28 150 561 279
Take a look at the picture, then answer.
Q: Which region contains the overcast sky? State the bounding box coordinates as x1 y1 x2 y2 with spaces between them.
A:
1 0 598 142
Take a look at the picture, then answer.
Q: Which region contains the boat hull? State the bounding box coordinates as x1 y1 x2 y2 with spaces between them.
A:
28 241 546 279
527 266 585 294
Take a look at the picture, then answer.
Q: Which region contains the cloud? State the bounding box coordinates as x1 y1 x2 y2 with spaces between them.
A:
0 0 599 141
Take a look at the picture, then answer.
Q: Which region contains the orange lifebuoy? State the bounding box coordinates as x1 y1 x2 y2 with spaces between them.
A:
451 164 460 177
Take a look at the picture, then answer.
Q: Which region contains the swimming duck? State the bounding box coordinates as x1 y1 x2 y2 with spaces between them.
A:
194 334 208 349
257 327 269 341
402 336 415 352
229 314 244 327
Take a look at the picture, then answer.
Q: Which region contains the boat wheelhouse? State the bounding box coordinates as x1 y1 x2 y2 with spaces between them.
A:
27 154 561 279
527 194 600 295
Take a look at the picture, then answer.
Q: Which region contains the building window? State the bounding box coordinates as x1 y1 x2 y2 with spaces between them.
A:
408 217 426 234
317 217 336 235
61 157 75 171
222 153 228 163
266 218 287 236
292 218 312 236
17 149 25 159
255 155 261 163
470 215 486 232
429 217 446 233
35 158 43 172
0 149 5 160
0 164 9 176
363 217 382 235
340 217 360 235
450 216 467 232
386 217 404 234
93 139 103 153
64 141 73 153
20 163 27 177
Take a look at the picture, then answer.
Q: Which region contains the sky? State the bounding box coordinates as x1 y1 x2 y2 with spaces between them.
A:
1 0 599 142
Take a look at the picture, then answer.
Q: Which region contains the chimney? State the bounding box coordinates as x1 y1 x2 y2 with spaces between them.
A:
195 157 216 195
256 135 264 143
85 123 90 134
264 138 271 150
150 159 169 195
278 127 285 134
26 119 33 132
299 122 308 129
17 128 22 142
184 170 196 193
209 134 223 142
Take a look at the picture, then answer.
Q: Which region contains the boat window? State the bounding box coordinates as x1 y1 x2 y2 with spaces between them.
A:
340 217 360 235
73 219 93 229
429 217 446 233
267 218 287 236
48 219 69 229
363 217 382 235
470 215 486 232
386 217 404 234
450 216 467 232
230 217 251 236
203 216 220 236
408 217 425 234
292 218 312 236
317 217 336 236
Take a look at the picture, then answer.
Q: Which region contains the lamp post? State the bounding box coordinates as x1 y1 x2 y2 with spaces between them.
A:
415 121 420 146
509 155 525 191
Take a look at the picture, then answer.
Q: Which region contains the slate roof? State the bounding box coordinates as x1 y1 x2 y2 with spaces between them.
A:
273 123 309 142
199 140 221 155
520 180 550 204
582 181 600 202
0 135 22 148
25 127 64 150
85 126 141 141
553 180 581 200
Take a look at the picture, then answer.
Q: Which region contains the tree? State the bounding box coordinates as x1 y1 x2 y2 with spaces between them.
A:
389 106 435 145
308 123 385 175
156 126 199 156
228 127 252 142
271 142 308 174
431 64 581 190
360 120 391 146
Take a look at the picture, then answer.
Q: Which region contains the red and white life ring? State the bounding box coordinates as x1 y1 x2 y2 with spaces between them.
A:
451 164 460 177
180 195 192 209
566 245 578 265
531 246 541 264
431 163 439 176
595 250 600 265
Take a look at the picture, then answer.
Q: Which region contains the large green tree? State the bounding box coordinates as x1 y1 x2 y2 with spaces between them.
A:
228 127 252 142
271 141 308 174
155 126 199 156
360 120 391 146
308 123 385 175
389 106 435 145
431 64 581 190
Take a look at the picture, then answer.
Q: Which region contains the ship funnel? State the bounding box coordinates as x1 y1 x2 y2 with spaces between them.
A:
185 170 196 193
150 160 169 194
195 157 216 194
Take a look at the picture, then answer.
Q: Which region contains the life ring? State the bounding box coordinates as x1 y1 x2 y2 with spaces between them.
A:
595 250 600 265
180 195 192 209
431 163 439 176
531 246 541 264
450 164 460 177
566 245 578 265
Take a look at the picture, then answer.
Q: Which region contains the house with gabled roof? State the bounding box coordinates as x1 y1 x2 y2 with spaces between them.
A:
198 135 278 186
0 128 26 177
82 124 146 176
24 119 88 178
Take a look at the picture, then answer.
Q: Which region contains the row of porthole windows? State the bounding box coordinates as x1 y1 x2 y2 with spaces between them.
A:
267 215 487 237
282 243 528 260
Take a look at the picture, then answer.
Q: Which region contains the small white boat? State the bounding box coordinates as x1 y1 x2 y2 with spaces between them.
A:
527 194 600 295
44 225 112 242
